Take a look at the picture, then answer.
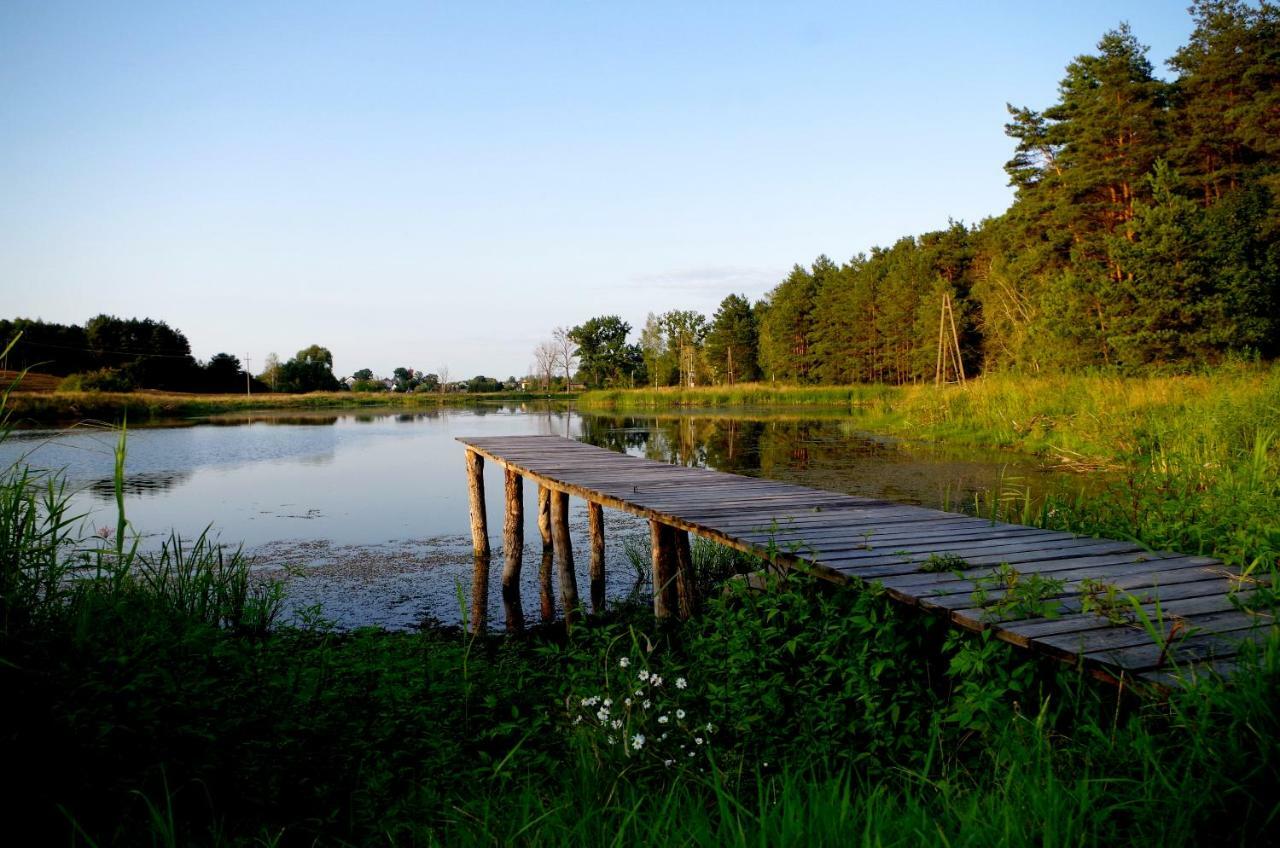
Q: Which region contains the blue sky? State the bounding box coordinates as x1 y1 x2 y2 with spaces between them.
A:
2 1 1197 378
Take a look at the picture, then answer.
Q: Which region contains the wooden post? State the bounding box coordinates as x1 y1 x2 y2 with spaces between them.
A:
673 528 696 620
539 550 556 623
650 519 678 619
502 468 524 632
470 554 490 633
551 489 580 624
588 501 606 614
465 449 490 559
537 485 553 553
465 448 490 634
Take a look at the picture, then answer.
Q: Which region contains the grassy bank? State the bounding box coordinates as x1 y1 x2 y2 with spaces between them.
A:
5 372 1280 844
4 469 1278 844
581 365 1279 460
5 389 576 424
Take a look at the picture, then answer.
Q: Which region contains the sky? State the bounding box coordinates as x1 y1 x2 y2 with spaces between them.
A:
1 1 1200 379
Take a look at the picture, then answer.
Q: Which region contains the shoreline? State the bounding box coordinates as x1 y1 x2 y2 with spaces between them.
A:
4 388 577 425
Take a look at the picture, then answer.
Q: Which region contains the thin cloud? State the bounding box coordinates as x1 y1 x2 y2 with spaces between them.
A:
627 266 785 294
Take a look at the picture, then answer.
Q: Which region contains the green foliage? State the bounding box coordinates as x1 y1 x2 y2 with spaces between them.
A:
568 315 641 388
61 366 136 392
970 563 1068 622
704 294 760 385
919 552 969 573
275 344 340 393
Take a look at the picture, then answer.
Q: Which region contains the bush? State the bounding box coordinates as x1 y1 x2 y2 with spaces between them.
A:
58 367 134 392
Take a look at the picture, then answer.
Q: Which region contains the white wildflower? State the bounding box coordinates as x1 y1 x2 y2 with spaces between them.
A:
596 707 609 722
658 715 669 725
676 709 686 720
705 723 713 733
603 698 612 707
631 733 646 749
664 759 674 767
619 657 631 668
624 698 632 707
642 700 651 709
675 677 688 690
611 719 622 730
607 736 615 745
638 669 650 682
651 675 663 688
695 737 704 745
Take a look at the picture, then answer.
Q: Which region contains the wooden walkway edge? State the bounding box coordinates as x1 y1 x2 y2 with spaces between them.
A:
458 434 1270 688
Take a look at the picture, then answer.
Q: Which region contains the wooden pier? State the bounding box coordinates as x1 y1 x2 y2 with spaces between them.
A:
458 435 1268 687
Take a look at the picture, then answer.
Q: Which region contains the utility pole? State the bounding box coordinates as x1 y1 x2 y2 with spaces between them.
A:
245 353 252 396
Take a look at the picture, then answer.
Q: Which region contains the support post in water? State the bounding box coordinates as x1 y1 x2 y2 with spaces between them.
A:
588 501 606 614
502 467 524 632
537 484 555 622
465 449 490 559
650 519 678 619
465 448 491 633
537 486 553 553
673 528 695 620
551 489 580 625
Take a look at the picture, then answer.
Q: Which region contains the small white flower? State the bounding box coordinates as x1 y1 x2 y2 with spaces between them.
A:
705 723 713 733
661 732 669 740
664 759 674 767
596 708 609 721
631 733 645 749
658 715 669 724
642 700 651 709
638 669 650 682
619 657 631 668
611 718 622 730
603 698 612 707
624 698 632 707
695 737 704 746
607 736 615 745
634 689 643 697
675 677 688 690
573 715 582 725
675 709 686 720
651 675 663 687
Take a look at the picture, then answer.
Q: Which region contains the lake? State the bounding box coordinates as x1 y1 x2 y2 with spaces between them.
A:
2 403 1089 629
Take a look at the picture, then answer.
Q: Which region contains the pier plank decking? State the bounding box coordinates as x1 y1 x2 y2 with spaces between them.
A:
458 434 1268 687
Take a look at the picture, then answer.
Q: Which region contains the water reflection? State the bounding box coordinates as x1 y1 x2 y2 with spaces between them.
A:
87 470 194 499
578 412 1084 512
205 415 339 427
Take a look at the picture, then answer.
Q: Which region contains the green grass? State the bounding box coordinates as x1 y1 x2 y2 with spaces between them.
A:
5 366 1280 845
5 388 577 424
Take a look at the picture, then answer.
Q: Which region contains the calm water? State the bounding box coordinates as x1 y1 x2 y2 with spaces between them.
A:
2 404 1088 628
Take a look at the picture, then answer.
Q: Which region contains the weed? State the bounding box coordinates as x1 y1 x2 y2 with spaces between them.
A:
971 563 1067 622
918 552 969 573
1077 578 1136 626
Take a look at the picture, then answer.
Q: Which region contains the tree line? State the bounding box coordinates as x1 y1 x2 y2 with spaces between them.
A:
0 315 348 394
544 3 1280 388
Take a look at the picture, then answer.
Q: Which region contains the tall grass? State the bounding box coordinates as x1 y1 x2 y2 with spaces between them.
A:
4 367 1279 845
